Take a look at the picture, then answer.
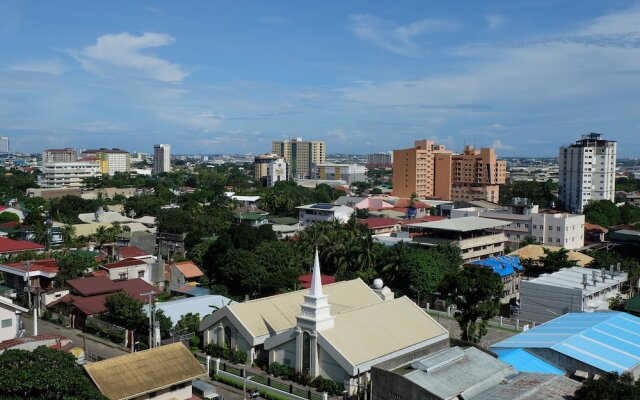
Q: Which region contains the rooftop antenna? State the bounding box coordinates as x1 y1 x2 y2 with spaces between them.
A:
582 274 588 290
592 270 597 286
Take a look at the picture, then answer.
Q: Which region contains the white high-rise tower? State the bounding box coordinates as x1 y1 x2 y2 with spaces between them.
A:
153 144 171 175
558 133 617 213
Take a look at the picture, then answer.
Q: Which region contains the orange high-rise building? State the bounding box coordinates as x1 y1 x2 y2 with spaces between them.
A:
392 141 506 202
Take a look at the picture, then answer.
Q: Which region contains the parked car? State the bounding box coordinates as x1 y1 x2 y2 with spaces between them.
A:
192 379 224 400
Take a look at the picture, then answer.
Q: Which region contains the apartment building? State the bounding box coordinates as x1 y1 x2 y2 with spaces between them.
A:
254 153 280 181
559 133 617 213
0 137 9 153
82 148 130 175
393 141 506 202
42 148 76 163
38 158 100 188
367 152 393 168
451 198 585 250
272 138 325 179
153 144 171 175
314 163 366 183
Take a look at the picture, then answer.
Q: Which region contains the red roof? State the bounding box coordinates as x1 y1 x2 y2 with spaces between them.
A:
103 257 147 269
0 221 20 229
0 206 8 212
358 217 401 229
117 246 150 259
0 334 71 351
67 276 120 296
4 259 60 274
51 278 157 316
0 237 45 254
298 273 336 289
585 223 609 233
397 215 447 225
393 199 431 209
90 270 109 277
173 261 203 279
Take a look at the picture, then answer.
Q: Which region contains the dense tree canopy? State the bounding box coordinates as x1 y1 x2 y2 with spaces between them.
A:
574 372 640 400
0 346 106 400
103 292 147 330
499 180 557 208
542 247 578 273
53 251 99 285
439 265 503 343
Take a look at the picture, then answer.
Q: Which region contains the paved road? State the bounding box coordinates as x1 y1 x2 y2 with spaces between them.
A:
21 316 130 360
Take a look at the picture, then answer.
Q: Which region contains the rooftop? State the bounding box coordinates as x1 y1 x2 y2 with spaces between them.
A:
492 312 640 374
508 244 594 267
143 295 235 324
466 256 524 277
406 216 511 232
117 246 150 259
102 258 148 270
84 343 206 400
525 266 627 295
0 237 45 254
173 261 203 279
471 373 580 400
357 217 400 229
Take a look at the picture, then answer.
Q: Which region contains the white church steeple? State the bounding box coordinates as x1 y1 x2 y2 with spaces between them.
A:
296 248 334 332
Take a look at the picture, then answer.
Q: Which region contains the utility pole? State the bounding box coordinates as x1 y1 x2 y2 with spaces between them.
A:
141 291 157 348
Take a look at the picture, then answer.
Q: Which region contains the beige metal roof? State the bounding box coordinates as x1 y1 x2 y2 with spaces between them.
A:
320 296 448 366
406 216 511 232
84 343 206 400
229 279 382 337
508 244 593 267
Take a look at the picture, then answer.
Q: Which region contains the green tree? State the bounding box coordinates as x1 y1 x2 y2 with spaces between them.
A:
574 372 640 400
0 346 106 399
152 309 173 339
175 312 201 334
62 224 77 248
439 265 503 343
519 235 537 248
103 292 147 330
0 212 19 223
542 247 578 273
583 200 621 228
254 240 304 295
218 248 267 298
53 251 98 285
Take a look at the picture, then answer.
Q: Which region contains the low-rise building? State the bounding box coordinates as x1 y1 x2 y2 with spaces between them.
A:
0 237 44 256
314 163 366 184
101 258 151 283
508 244 593 268
0 296 28 341
0 258 63 309
82 148 130 175
519 266 627 324
169 261 204 292
405 216 510 262
84 342 206 400
38 158 100 188
465 256 524 305
296 203 355 226
492 312 640 379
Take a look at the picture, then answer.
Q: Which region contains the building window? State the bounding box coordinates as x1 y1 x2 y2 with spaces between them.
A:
1 319 12 328
557 227 561 231
138 271 145 278
539 237 543 242
302 332 311 372
118 273 127 280
549 226 552 231
533 225 537 229
224 326 232 349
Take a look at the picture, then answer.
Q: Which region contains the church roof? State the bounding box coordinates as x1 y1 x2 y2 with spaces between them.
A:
320 296 448 369
217 279 383 339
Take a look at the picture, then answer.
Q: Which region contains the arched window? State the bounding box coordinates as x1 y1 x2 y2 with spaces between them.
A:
302 332 311 372
224 326 232 349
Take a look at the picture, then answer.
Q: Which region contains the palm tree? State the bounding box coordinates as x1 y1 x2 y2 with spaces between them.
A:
94 226 109 250
62 224 77 248
356 234 379 273
381 242 410 282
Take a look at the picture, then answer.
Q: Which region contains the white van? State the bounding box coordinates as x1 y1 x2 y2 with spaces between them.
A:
192 379 224 400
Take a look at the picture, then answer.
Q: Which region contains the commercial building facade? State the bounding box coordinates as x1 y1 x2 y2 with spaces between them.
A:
314 163 366 184
82 148 131 175
272 138 325 179
559 133 617 213
267 158 288 186
38 159 100 188
254 153 280 181
42 148 77 163
366 152 392 168
153 144 171 175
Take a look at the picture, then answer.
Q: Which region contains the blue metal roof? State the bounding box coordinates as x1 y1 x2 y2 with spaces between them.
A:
468 255 524 277
494 349 565 375
491 312 640 374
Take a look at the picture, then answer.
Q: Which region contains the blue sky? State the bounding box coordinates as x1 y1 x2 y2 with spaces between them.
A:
1 1 640 157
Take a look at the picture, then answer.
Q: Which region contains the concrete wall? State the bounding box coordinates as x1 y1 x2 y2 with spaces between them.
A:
0 304 18 341
272 338 297 368
318 346 349 384
519 282 582 324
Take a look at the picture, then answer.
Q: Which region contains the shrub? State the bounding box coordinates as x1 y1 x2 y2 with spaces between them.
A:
189 335 201 349
41 310 53 322
313 376 345 396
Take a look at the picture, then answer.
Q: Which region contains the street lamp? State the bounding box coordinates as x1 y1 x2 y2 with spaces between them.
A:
410 285 421 308
243 374 255 400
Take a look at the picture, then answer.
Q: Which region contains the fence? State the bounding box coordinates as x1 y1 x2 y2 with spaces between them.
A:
425 303 531 332
211 358 328 400
85 316 127 346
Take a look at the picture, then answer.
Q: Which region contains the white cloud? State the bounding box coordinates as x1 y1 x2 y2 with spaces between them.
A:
349 14 459 56
491 139 514 150
73 32 187 82
484 14 505 30
10 58 67 75
579 4 640 36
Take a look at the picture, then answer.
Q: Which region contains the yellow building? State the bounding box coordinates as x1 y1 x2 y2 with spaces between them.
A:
272 138 325 179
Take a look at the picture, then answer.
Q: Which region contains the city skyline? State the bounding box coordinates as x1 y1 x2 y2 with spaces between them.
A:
2 1 640 156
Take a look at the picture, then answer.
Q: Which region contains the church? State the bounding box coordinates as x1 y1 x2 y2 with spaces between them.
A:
200 251 449 393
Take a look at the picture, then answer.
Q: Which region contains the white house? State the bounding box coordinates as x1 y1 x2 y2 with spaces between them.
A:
101 258 151 283
296 203 355 226
0 296 28 341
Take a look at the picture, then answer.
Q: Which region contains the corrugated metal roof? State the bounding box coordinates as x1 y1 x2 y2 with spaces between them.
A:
406 216 510 232
493 349 564 374
471 373 580 400
508 244 593 267
491 312 640 374
523 266 627 296
144 295 235 324
467 256 524 277
84 343 206 400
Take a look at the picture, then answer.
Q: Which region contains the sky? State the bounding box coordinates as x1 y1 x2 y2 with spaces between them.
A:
1 1 640 157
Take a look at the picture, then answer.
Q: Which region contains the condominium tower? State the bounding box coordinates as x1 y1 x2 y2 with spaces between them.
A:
0 137 8 153
271 138 325 179
153 144 171 175
392 140 506 202
82 148 130 175
558 133 617 213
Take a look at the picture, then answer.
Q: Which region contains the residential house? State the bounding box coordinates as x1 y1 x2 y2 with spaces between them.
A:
508 244 594 270
85 342 206 400
0 237 44 256
143 295 235 325
101 258 151 283
0 259 67 310
49 276 156 329
357 218 400 235
465 256 524 306
170 261 204 292
0 296 28 341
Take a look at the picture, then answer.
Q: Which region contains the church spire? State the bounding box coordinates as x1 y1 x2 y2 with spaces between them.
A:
310 248 323 298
